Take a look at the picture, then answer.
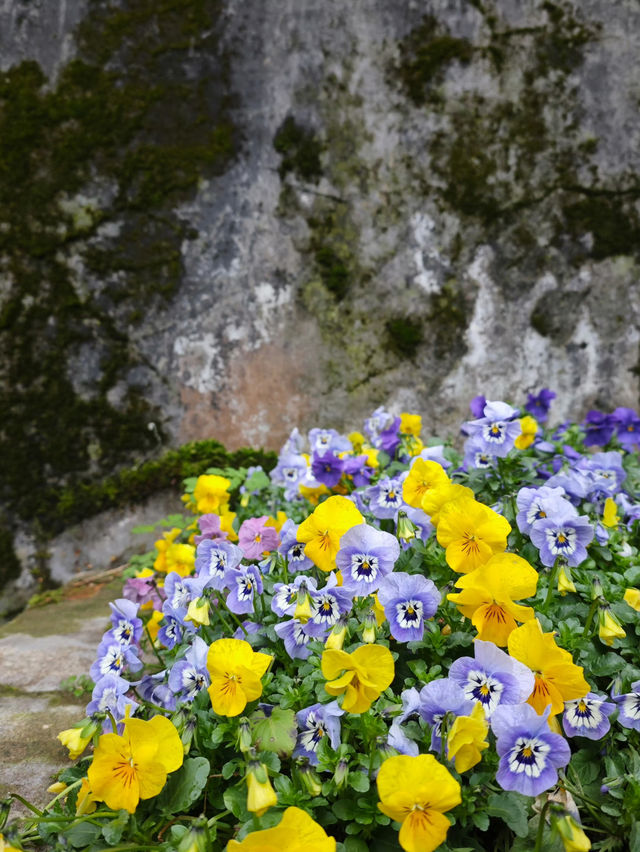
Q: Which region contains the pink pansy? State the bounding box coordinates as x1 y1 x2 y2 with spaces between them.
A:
238 516 280 560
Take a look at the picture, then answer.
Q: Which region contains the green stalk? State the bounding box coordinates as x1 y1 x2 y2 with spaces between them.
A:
219 599 249 637
582 598 600 638
534 798 552 852
542 559 562 612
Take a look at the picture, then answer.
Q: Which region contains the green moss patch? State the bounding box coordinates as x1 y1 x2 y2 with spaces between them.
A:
273 116 324 184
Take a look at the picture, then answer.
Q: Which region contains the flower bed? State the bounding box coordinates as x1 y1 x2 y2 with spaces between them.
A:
5 394 640 852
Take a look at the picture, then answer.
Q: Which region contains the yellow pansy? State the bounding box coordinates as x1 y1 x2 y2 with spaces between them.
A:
146 609 164 643
624 588 640 611
348 431 366 452
436 497 511 574
299 481 330 505
164 542 196 578
206 638 273 717
226 806 336 851
75 777 99 815
447 552 538 646
602 497 620 528
400 413 422 436
0 836 21 852
421 482 474 527
87 715 183 814
514 415 538 449
153 527 182 572
447 702 489 773
57 725 94 760
402 459 450 509
297 495 364 572
193 474 231 514
321 644 394 713
245 761 277 816
376 754 461 852
508 620 590 717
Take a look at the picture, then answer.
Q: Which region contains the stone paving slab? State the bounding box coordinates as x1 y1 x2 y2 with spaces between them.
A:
0 575 125 817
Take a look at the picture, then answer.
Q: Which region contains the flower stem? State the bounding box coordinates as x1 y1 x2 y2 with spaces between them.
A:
534 798 552 852
9 793 42 817
542 559 562 611
219 599 249 637
582 598 599 638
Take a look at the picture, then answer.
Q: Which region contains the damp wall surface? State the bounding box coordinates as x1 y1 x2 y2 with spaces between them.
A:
1 0 639 604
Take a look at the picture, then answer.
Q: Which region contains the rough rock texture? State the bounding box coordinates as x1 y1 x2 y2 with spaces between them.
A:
0 578 122 815
2 0 640 586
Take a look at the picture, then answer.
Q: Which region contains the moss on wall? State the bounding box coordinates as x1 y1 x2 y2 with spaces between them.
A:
273 116 324 184
0 0 237 536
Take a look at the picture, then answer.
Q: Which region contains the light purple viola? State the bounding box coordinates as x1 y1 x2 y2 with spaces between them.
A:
270 451 309 499
613 406 640 451
387 687 422 757
194 513 229 546
90 637 142 682
224 563 263 615
377 572 440 642
309 574 354 628
419 445 452 469
86 673 138 728
195 539 243 590
168 636 210 703
366 476 406 520
273 618 327 660
342 454 374 488
448 640 534 717
158 603 192 650
612 681 640 731
294 701 344 764
281 427 305 455
562 692 615 740
164 572 193 615
462 434 496 470
278 519 314 573
529 504 594 567
108 598 143 647
516 485 574 536
545 468 591 502
335 523 400 594
577 451 626 499
238 516 279 561
525 388 556 423
418 678 474 752
463 400 522 458
469 394 487 419
379 417 401 456
583 410 617 447
136 671 177 712
492 704 571 797
271 580 299 618
308 427 351 455
364 406 396 448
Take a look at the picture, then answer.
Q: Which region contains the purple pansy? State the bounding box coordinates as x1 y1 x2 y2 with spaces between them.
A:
271 580 300 617
463 400 522 458
311 451 345 488
462 434 497 470
448 640 534 717
294 701 344 764
224 564 263 615
308 427 351 455
418 678 474 752
613 407 640 451
377 572 440 642
379 417 402 456
612 681 640 731
562 693 615 740
583 410 617 447
136 671 177 712
86 673 138 727
309 574 354 628
366 476 406 520
529 504 594 567
270 451 309 499
525 389 556 423
194 513 229 546
492 704 571 797
168 636 210 703
164 572 193 615
387 687 422 756
335 524 400 594
158 603 192 649
278 519 314 573
108 598 143 647
577 451 626 499
122 575 164 610
516 486 574 536
195 539 243 590
342 454 374 487
469 395 487 419
90 637 142 682
273 618 327 660
364 407 396 448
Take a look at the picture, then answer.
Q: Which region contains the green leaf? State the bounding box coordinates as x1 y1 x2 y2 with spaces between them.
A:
485 791 529 838
349 771 370 792
224 784 249 820
101 810 129 845
245 469 271 491
251 706 297 757
472 811 490 831
157 756 210 814
630 822 640 852
344 838 369 852
333 799 357 820
66 822 101 848
130 523 158 533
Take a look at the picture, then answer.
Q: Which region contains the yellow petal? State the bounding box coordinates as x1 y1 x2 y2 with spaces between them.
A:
146 715 183 774
398 808 453 852
351 644 395 692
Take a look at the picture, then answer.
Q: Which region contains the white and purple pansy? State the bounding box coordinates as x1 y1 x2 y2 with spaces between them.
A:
294 701 343 764
224 563 263 615
273 618 327 660
529 504 594 567
448 640 534 717
365 476 406 520
335 523 400 594
309 574 353 628
562 692 615 740
612 681 640 731
168 636 210 703
108 598 143 647
195 539 243 589
377 572 440 643
418 678 474 752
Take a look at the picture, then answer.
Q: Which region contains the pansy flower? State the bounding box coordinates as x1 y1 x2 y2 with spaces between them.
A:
224 564 263 615
271 580 299 617
436 496 511 574
206 638 272 717
238 516 280 561
309 574 354 628
387 687 423 756
308 427 351 455
270 451 309 499
158 603 192 650
515 486 573 536
402 459 450 509
278 519 314 573
377 572 440 642
364 406 395 448
612 406 640 451
90 637 142 682
168 636 210 703
612 680 640 731
312 451 345 488
365 476 406 519
418 678 474 751
193 512 229 545
136 672 177 712
322 644 394 713
529 504 594 567
492 703 571 797
297 495 364 573
562 692 615 740
448 640 534 717
463 400 522 457
274 618 327 660
294 701 344 764
86 673 138 728
524 388 556 423
163 572 193 614
335 523 400 594
227 806 336 852
107 599 142 647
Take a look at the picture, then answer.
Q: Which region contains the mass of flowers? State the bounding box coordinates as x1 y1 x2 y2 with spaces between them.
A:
5 392 640 851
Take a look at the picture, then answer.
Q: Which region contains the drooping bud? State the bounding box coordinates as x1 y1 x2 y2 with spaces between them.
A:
396 510 416 543
245 761 277 816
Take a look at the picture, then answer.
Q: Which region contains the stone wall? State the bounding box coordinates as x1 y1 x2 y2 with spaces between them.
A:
1 0 639 595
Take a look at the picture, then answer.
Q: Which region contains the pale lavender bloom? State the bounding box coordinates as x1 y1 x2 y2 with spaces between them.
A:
108 598 143 647
462 434 496 470
448 640 534 717
168 636 210 703
281 427 305 455
195 539 243 590
377 572 440 642
612 681 640 731
278 519 314 573
308 428 351 455
86 673 138 727
365 476 406 520
419 445 452 469
270 451 308 499
294 701 344 764
577 451 626 499
492 704 571 797
309 574 354 628
418 678 474 751
516 486 574 536
271 580 299 617
224 564 263 614
529 505 594 567
364 406 396 448
136 672 176 712
463 400 522 458
90 637 142 682
158 603 191 649
613 407 640 451
194 513 229 546
545 469 591 502
336 524 400 593
387 687 422 757
238 516 279 560
164 572 192 615
274 618 327 660
563 693 615 740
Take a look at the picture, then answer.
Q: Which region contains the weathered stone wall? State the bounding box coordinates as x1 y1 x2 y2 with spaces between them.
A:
2 0 640 596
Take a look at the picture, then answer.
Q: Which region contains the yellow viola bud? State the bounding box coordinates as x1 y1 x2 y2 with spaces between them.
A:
325 623 347 651
624 588 640 611
558 565 576 596
185 597 210 626
57 726 93 760
177 818 210 852
514 415 538 449
555 814 591 851
46 781 68 795
598 606 625 646
246 762 277 816
294 591 313 624
361 612 377 643
602 497 619 529
396 510 416 543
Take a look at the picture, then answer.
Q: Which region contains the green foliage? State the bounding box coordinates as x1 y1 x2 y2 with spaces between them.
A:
385 316 423 358
273 116 324 184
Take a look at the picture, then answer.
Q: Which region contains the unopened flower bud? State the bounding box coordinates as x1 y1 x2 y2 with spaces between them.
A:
554 814 591 851
297 763 322 797
294 586 313 623
246 761 277 816
333 758 349 789
361 612 377 644
237 717 252 753
591 577 603 601
396 511 416 543
598 606 626 646
177 817 211 852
